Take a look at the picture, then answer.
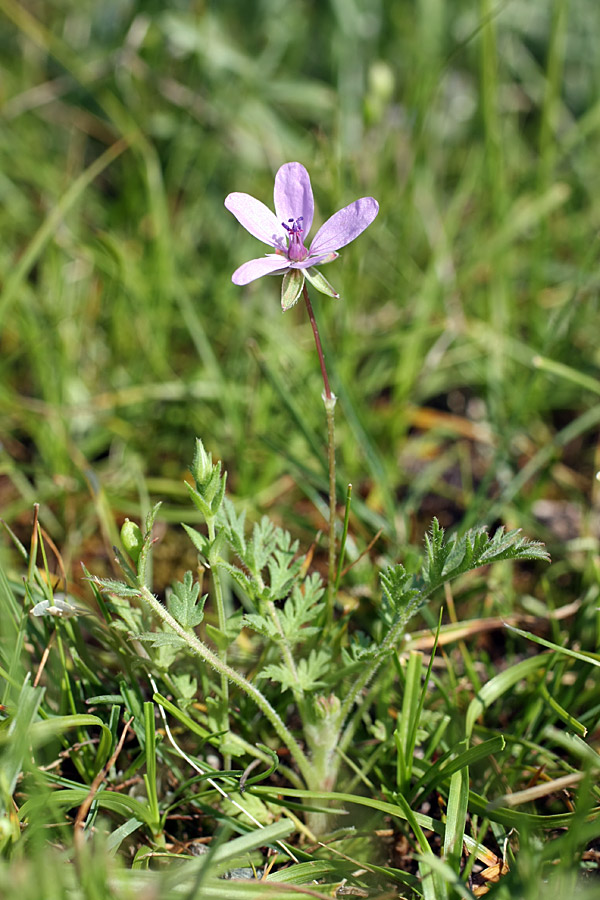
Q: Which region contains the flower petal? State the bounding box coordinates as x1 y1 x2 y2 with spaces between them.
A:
273 162 314 237
225 192 286 248
231 256 290 285
293 251 339 270
309 197 379 256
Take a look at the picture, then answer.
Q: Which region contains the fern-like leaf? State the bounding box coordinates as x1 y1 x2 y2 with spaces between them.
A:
378 520 550 640
277 574 326 645
262 649 330 693
418 519 550 598
167 571 206 630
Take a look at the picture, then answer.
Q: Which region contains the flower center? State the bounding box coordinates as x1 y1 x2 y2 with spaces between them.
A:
282 217 308 262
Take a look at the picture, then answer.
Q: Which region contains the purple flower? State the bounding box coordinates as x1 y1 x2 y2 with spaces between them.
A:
224 162 379 310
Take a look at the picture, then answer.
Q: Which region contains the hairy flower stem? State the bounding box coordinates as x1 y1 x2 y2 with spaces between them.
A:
207 518 230 767
136 582 314 787
302 284 337 620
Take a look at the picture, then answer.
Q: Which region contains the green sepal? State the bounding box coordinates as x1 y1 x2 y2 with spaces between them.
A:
304 266 340 299
185 481 213 521
281 268 305 311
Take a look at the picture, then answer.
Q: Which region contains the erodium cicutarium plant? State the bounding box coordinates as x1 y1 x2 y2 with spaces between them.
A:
90 164 548 841
225 162 379 615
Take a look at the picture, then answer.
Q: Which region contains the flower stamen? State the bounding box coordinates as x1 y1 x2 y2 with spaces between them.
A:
282 217 308 261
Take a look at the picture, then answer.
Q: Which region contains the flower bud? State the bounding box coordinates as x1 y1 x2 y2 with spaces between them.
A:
313 693 341 721
190 437 213 488
121 518 143 563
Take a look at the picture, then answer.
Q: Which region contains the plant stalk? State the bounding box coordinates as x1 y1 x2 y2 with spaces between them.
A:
302 283 337 619
207 518 230 765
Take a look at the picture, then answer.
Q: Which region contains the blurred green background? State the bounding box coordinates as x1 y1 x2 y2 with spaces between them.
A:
1 0 599 593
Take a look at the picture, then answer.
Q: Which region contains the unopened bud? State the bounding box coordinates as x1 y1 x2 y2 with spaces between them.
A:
121 518 143 563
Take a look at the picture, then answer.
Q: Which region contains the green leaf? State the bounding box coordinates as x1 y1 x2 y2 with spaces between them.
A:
242 612 277 639
181 522 210 558
106 593 145 634
91 578 141 599
506 623 600 669
167 571 206 629
153 691 213 742
380 520 549 638
246 517 277 575
219 498 247 558
138 503 162 586
205 610 243 651
281 268 305 310
465 655 547 737
133 631 187 649
262 648 330 693
443 760 470 868
186 480 214 521
170 673 199 709
419 520 550 596
277 574 325 646
267 860 356 883
412 736 506 804
19 786 157 829
222 562 258 603
0 682 44 795
266 532 301 600
380 564 420 624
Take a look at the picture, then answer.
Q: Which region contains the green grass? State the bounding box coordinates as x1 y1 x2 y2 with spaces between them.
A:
2 0 600 896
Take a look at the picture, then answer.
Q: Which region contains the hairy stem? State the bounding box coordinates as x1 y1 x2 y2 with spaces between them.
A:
302 283 337 620
135 582 313 787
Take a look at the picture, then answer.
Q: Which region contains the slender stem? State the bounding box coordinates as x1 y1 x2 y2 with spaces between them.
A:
335 483 352 590
324 395 337 608
302 284 337 617
302 283 331 399
207 518 230 766
135 582 314 787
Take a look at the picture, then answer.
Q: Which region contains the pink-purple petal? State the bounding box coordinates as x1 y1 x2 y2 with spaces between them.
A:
225 192 287 248
309 197 379 255
292 251 339 270
231 256 290 285
273 162 314 237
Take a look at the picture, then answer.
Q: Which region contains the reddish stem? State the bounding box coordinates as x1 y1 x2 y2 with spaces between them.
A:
302 283 331 399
